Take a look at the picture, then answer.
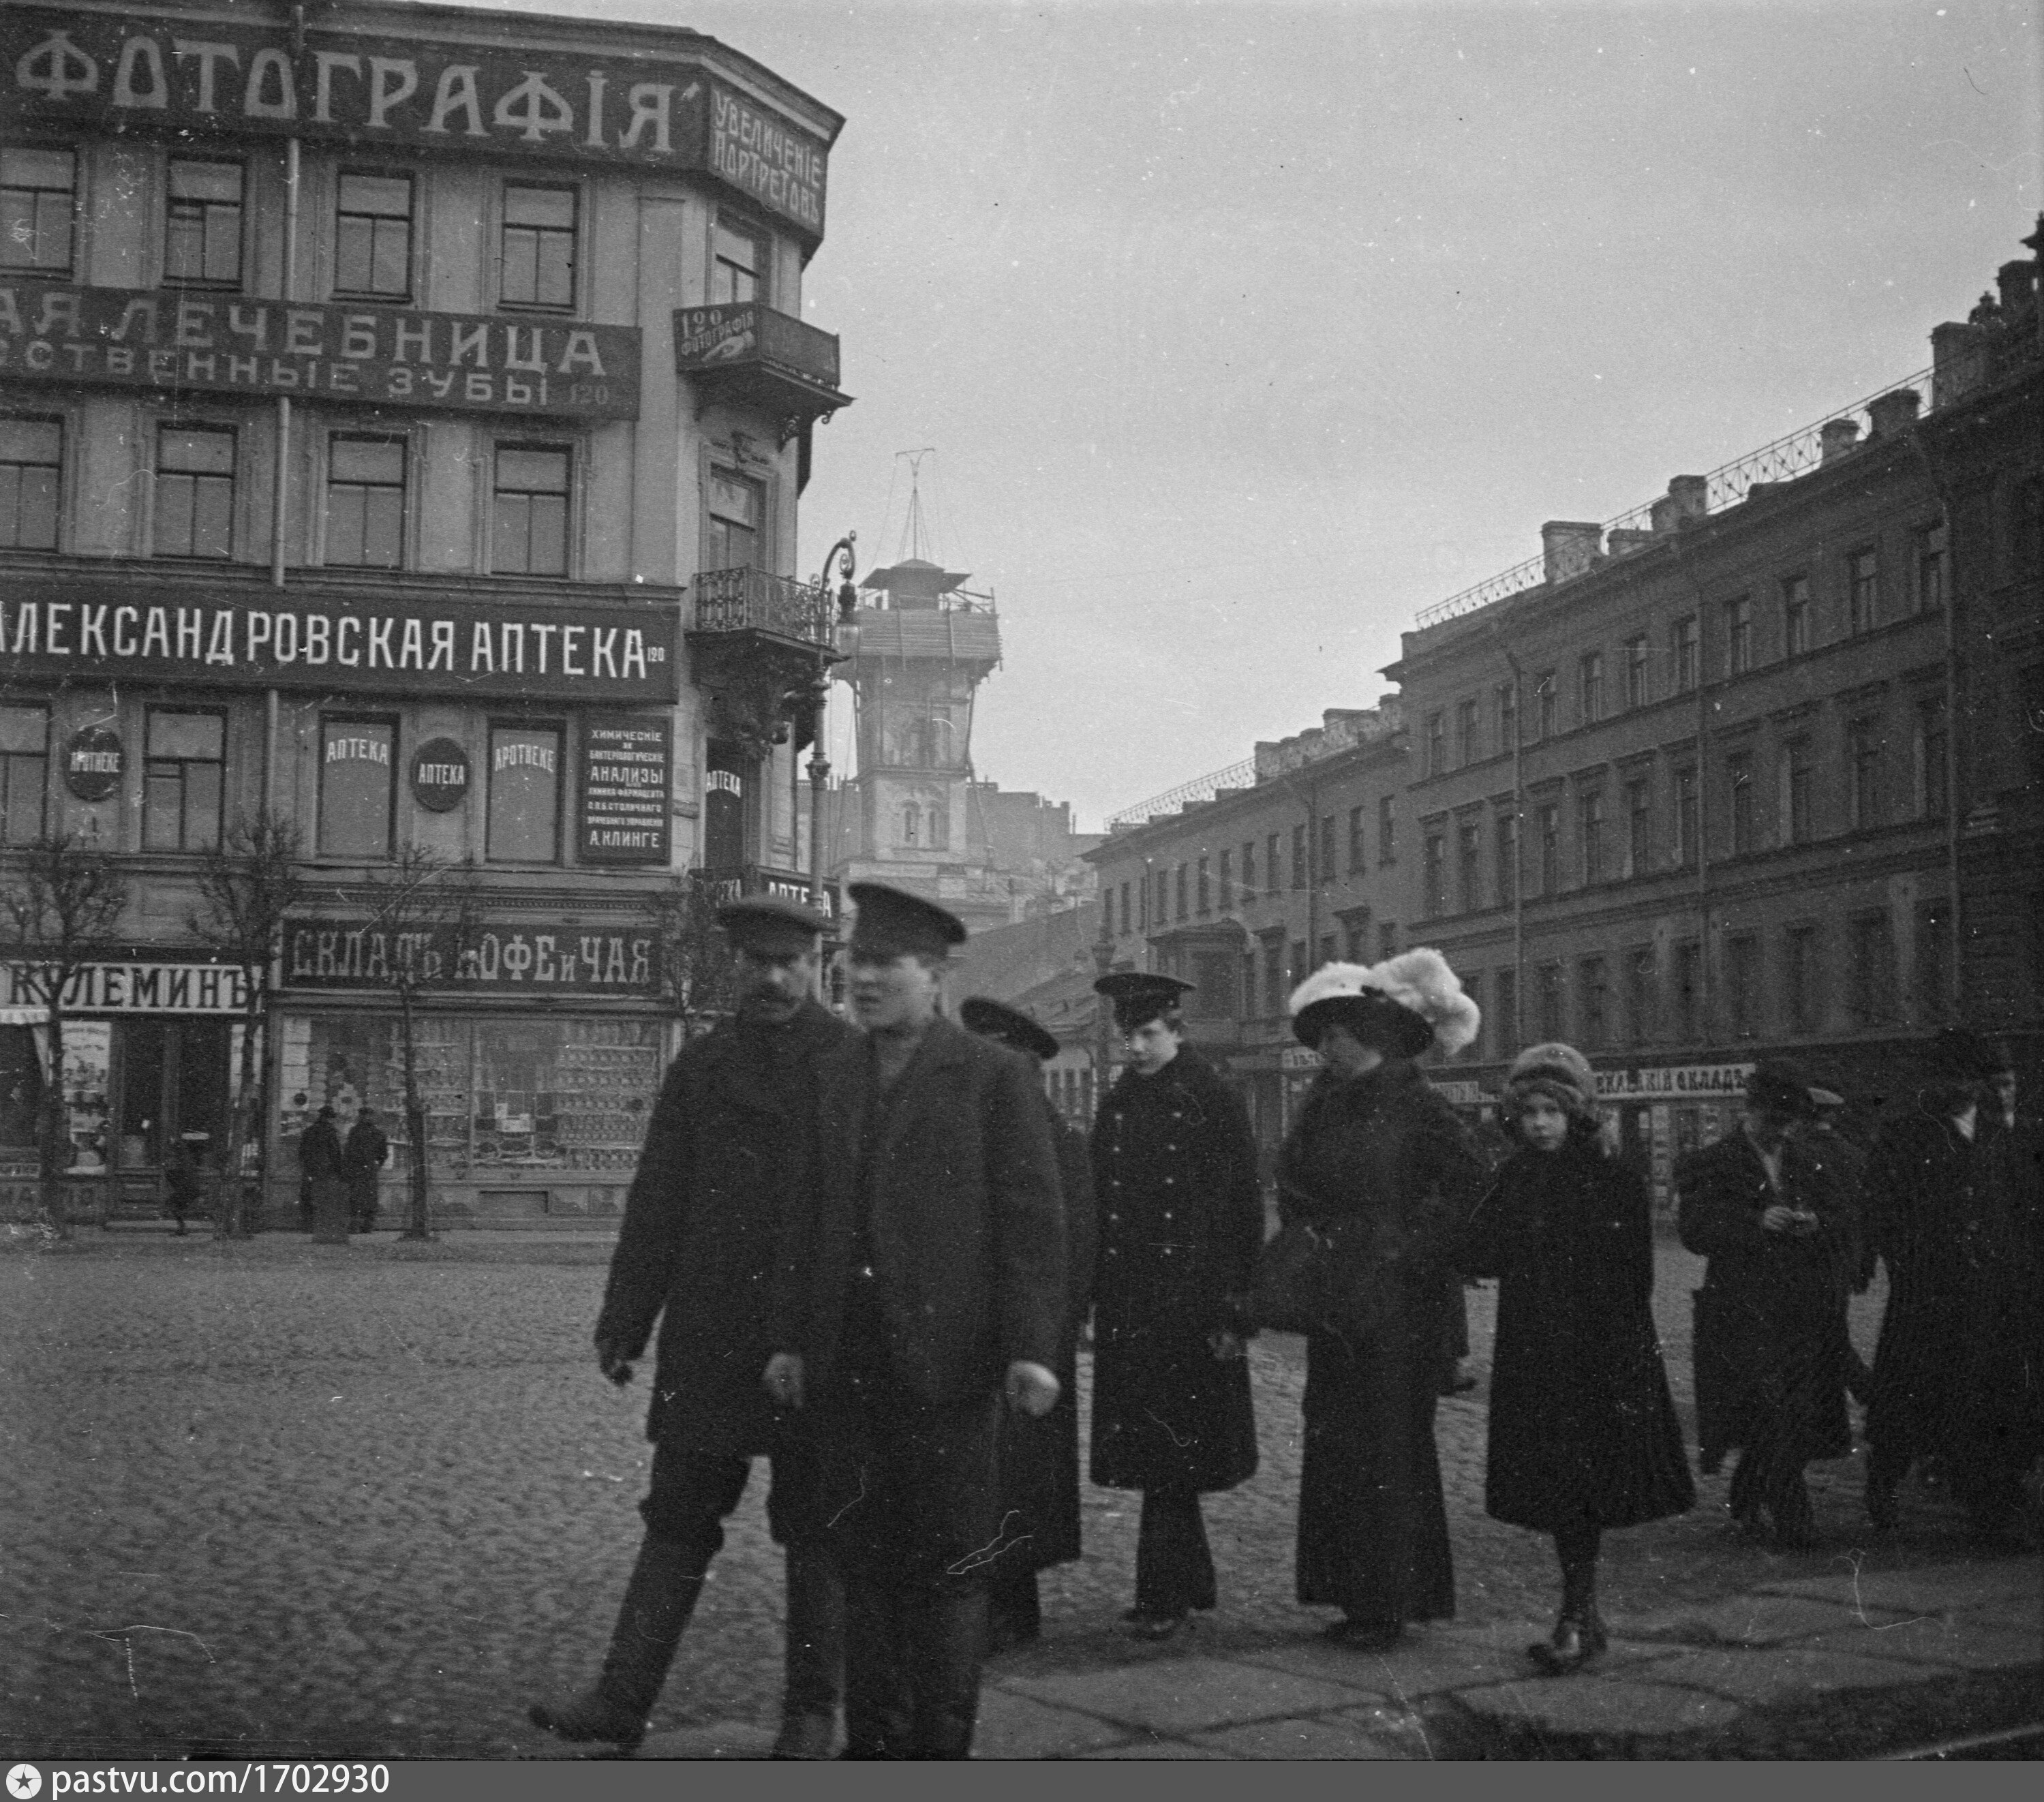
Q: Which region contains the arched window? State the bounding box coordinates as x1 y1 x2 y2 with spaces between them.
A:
928 806 949 849
902 802 919 845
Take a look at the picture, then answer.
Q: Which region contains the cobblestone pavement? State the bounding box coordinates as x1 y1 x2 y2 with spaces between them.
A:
1 1225 2035 1760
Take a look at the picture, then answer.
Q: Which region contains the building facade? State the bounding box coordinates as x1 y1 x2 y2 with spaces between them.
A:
0 0 849 1224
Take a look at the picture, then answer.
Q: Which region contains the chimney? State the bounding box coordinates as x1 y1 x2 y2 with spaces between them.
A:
1541 520 1603 585
1998 260 2037 315
1649 476 1709 534
1819 418 1861 464
1606 528 1656 557
1931 321 1987 410
1866 388 1921 438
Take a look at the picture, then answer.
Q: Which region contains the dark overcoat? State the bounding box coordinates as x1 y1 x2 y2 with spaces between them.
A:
342 1120 387 1218
1863 1109 2043 1472
1088 1047 1261 1495
1675 1129 1851 1471
595 999 852 1458
1459 1139 1693 1532
1279 1061 1486 1623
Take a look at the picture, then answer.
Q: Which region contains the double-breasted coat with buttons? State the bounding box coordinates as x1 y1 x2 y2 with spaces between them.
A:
1088 1047 1261 1495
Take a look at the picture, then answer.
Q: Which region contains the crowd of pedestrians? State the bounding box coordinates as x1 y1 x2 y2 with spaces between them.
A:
527 888 2041 1759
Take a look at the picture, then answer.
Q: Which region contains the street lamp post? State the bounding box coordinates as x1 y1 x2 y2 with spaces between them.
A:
808 534 858 914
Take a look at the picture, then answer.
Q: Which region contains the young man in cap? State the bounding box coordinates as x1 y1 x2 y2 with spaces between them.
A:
959 996 1097 1651
765 884 1065 1758
1088 971 1262 1639
1676 1059 1852 1549
531 895 852 1756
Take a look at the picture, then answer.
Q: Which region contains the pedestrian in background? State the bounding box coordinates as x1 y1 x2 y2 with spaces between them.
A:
1807 1086 1875 1405
1459 1043 1693 1675
1279 951 1486 1651
162 1131 205 1236
765 884 1065 1758
1677 1060 1851 1550
1861 1030 2042 1549
297 1105 345 1236
530 896 852 1758
343 1105 388 1235
960 996 1097 1653
1088 971 1262 1642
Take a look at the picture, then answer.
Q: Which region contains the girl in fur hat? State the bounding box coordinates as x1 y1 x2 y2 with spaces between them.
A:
1459 1044 1693 1673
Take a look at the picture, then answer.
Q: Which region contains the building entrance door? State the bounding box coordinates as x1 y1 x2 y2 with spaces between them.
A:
114 1019 232 1170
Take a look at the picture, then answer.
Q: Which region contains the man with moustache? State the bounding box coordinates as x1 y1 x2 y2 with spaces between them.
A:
765 883 1065 1758
530 895 851 1757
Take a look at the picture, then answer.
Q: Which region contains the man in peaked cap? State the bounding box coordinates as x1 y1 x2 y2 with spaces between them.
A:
765 884 1066 1757
532 894 853 1758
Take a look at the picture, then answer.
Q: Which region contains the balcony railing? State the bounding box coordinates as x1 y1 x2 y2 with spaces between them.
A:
691 566 835 645
673 305 851 441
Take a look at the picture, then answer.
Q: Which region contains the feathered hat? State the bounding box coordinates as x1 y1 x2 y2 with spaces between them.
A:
1288 949 1481 1060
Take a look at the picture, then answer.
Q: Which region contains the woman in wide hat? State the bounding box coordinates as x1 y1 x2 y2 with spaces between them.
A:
1278 950 1488 1650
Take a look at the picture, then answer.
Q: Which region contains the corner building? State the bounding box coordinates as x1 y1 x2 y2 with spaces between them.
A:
0 0 850 1224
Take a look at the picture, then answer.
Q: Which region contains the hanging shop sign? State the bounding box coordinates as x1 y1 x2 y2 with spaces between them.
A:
410 738 472 812
0 281 639 418
286 919 660 997
1 585 678 704
694 865 838 921
579 715 673 865
3 960 247 1014
61 724 124 801
3 10 829 236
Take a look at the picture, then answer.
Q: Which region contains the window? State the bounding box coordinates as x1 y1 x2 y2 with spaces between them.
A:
0 704 48 846
154 425 235 559
1241 839 1255 894
1216 850 1232 912
1456 699 1478 766
501 185 577 309
1782 575 1811 656
334 172 413 298
1673 941 1701 1041
1424 711 1446 776
1724 595 1752 677
2013 476 2043 585
492 444 571 575
1915 898 1951 1024
711 216 767 305
324 436 405 568
0 146 74 273
1727 752 1754 855
1917 700 1948 819
1624 945 1656 1045
1265 834 1282 894
1377 922 1399 960
1456 820 1482 913
487 722 563 862
1318 816 1337 883
1578 956 1608 1048
1784 926 1818 1034
1578 652 1604 725
1726 934 1759 1039
1671 615 1698 694
318 718 397 859
1157 868 1170 921
1536 962 1565 1042
1496 679 1519 748
1578 789 1605 883
143 710 224 852
1347 806 1364 873
165 159 243 288
1846 548 1879 635
1848 911 1894 1028
1422 831 1447 918
1290 940 1307 988
926 803 949 850
1174 863 1188 921
1626 777 1652 876
1291 825 1307 889
1317 934 1337 970
0 416 60 549
1461 971 1485 1060
1117 882 1130 937
1848 718 1882 830
1537 802 1560 894
1784 738 1813 844
1674 765 1697 866
704 465 762 568
1195 855 1210 917
1624 636 1649 709
1343 917 1369 962
1493 810 1517 906
1238 949 1257 1019
1377 797 1395 864
1262 938 1283 1018
1915 521 1947 612
1536 671 1557 740
1493 968 1519 1058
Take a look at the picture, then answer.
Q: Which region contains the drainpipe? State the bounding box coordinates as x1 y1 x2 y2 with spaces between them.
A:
1666 536 1713 1046
266 132 300 818
1501 646 1525 1045
1905 429 1966 1019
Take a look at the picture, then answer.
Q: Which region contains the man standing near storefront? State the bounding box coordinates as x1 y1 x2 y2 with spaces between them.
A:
530 895 852 1758
764 883 1066 1758
342 1105 388 1235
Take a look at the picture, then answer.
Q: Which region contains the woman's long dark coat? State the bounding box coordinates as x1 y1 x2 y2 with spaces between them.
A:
1862 1109 2043 1476
1459 1138 1694 1531
1089 1048 1261 1495
1675 1129 1852 1472
1278 1061 1486 1624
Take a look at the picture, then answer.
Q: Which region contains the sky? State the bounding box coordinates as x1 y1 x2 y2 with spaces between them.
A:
459 0 2041 831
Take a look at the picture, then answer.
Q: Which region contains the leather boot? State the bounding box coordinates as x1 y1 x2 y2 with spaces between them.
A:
774 1541 843 1759
529 1536 704 1750
909 1585 988 1758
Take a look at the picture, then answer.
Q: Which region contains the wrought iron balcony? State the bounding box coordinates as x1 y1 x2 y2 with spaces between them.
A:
691 566 836 646
673 305 852 444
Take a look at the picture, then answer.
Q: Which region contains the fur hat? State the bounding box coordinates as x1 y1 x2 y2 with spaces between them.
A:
1745 1057 1820 1120
1504 1041 1598 1118
1288 949 1481 1060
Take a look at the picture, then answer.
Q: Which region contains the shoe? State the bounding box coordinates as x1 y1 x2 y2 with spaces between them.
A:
1527 1612 1608 1675
1324 1617 1403 1651
527 1690 647 1750
528 1539 705 1752
771 1709 837 1760
1122 1609 1189 1640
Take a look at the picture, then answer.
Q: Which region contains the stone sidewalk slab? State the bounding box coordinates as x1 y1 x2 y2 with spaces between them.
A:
1076 1737 1232 1758
1453 1674 1746 1739
1005 1656 1374 1735
1795 1618 2044 1672
1626 1591 1906 1646
1758 1558 2042 1619
973 1688 1141 1759
1187 1712 1416 1759
1642 1643 1951 1702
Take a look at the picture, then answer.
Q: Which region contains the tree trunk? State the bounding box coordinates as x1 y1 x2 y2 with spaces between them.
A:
398 986 432 1240
216 996 262 1239
39 1005 72 1240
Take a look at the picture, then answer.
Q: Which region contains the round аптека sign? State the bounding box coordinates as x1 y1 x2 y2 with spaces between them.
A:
63 725 125 801
410 737 471 812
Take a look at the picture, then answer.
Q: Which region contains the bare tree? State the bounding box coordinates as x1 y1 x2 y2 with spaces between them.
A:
359 844 483 1240
647 874 738 1041
187 808 308 1238
0 834 131 1238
